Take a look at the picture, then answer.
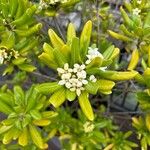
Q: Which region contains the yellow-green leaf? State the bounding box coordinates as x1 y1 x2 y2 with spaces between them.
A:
48 29 65 50
108 30 132 42
78 91 94 121
67 23 76 45
80 20 92 60
29 125 46 149
18 127 28 146
49 87 66 108
128 49 139 70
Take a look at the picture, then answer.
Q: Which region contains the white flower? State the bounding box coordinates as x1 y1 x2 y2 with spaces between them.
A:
89 75 97 83
76 81 83 87
76 88 81 96
57 63 88 96
64 63 69 70
0 49 8 64
0 56 4 64
57 68 65 74
82 80 88 85
137 0 142 4
58 80 66 85
65 82 72 88
133 8 141 16
86 47 103 64
83 122 95 133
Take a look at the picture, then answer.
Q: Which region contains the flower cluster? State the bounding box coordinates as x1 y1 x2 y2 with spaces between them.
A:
57 63 88 96
0 47 19 64
83 121 95 133
86 47 107 71
86 47 103 64
132 8 141 16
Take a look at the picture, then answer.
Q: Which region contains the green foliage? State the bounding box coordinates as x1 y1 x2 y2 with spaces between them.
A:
37 20 137 120
0 85 57 149
0 0 150 149
37 0 80 16
0 0 42 74
132 114 150 150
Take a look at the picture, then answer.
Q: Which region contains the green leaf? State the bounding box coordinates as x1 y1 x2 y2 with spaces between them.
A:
108 30 132 42
18 64 36 72
103 70 138 81
0 93 13 106
0 100 14 114
53 48 68 67
71 37 81 66
30 109 42 120
12 58 26 65
48 29 65 50
137 92 150 102
80 20 92 61
49 87 66 108
144 12 150 28
67 23 76 45
85 81 100 95
78 91 94 121
0 31 15 49
120 6 134 29
14 86 25 105
86 57 103 69
98 79 115 91
38 53 58 69
29 125 45 149
35 82 62 94
66 89 76 101
15 23 42 37
26 87 39 111
103 45 115 59
2 65 14 76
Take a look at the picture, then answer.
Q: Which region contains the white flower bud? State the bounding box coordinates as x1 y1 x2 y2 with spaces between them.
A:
83 122 95 133
73 68 78 73
77 72 83 79
68 68 73 73
0 56 4 64
76 88 81 96
89 75 97 82
76 81 83 87
82 80 88 85
80 64 85 70
133 8 141 16
58 80 66 85
65 82 72 88
57 68 65 74
64 63 69 70
74 64 80 68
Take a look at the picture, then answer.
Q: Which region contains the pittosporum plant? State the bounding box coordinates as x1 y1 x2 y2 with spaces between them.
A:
108 0 150 70
104 131 138 150
0 0 42 75
0 0 149 149
36 20 137 121
44 108 118 150
132 114 150 150
0 85 57 149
